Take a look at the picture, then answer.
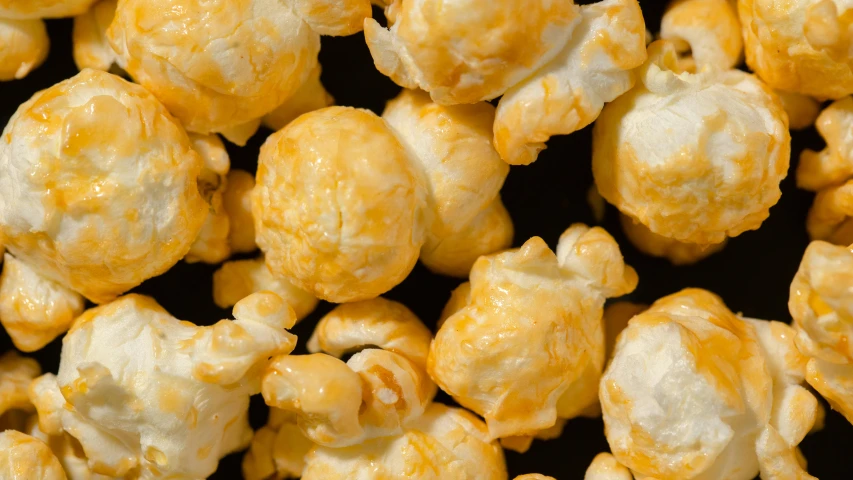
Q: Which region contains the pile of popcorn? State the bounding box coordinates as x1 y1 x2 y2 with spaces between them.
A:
0 0 851 478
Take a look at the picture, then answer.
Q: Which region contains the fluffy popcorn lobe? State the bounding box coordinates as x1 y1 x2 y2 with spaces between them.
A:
0 0 97 19
593 40 790 245
0 18 49 81
0 69 207 309
27 291 297 479
601 289 819 480
428 224 637 440
0 430 66 480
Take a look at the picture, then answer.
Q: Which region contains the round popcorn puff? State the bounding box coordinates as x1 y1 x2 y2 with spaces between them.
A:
789 240 853 424
185 133 231 265
300 403 507 480
381 89 512 276
263 297 435 447
0 351 40 429
71 0 118 72
213 257 318 322
584 453 632 480
107 0 368 139
0 0 96 19
777 90 820 131
620 213 726 266
0 18 48 81
254 106 426 303
660 0 742 71
0 70 207 311
364 0 580 105
601 289 819 480
25 416 116 480
739 0 853 100
242 409 312 480
28 291 297 479
429 224 638 440
0 430 66 480
492 0 646 165
593 40 790 245
262 65 334 132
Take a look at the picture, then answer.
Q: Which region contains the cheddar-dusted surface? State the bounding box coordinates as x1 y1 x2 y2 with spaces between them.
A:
660 0 742 71
0 430 66 480
28 292 297 479
0 0 96 19
602 289 818 480
429 224 637 440
185 133 231 265
0 18 48 81
584 453 632 480
0 69 207 304
593 40 790 245
71 0 118 72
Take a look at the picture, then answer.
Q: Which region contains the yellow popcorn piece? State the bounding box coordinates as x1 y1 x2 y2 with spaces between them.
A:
593 40 790 245
515 475 556 480
584 453 632 480
242 409 312 480
776 91 820 131
660 0 742 71
499 419 567 454
429 224 637 441
620 213 727 266
28 291 296 479
0 0 96 19
789 240 853 424
493 0 646 165
0 430 66 480
71 0 118 72
213 257 318 322
25 416 117 480
740 0 853 99
185 133 232 265
0 351 40 429
262 66 334 132
222 169 258 255
364 0 581 105
0 18 48 81
106 0 367 138
300 403 506 480
262 297 435 447
0 71 207 335
601 289 819 480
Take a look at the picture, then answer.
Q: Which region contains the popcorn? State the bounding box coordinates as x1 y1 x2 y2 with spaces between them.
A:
739 0 853 99
515 476 555 480
213 257 318 322
0 0 96 19
25 418 114 480
106 0 369 140
789 240 853 424
185 133 231 265
620 213 726 265
254 94 513 302
593 40 790 245
71 0 118 72
601 301 647 362
0 430 66 480
262 66 334 132
299 403 507 480
584 453 632 480
28 291 297 478
601 289 819 480
262 297 435 447
660 0 742 71
0 18 48 81
428 224 637 441
0 69 207 348
777 91 820 131
242 409 312 480
222 169 258 255
0 351 40 428
797 98 853 245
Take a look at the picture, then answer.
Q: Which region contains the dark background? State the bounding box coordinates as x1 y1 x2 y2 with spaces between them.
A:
2 1 851 478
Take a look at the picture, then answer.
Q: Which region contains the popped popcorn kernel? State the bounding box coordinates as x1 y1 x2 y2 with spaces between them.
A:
0 0 96 19
0 351 40 425
262 66 334 132
185 133 232 265
242 409 311 480
777 91 820 131
71 0 118 72
660 0 742 71
0 430 66 480
584 453 632 480
0 18 48 81
620 213 727 265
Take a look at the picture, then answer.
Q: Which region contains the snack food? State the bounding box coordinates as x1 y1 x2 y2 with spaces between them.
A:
0 18 48 81
0 430 66 480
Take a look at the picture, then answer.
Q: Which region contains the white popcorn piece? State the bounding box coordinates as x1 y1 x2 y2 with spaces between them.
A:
262 297 435 447
429 224 637 441
0 351 40 429
28 291 296 479
601 289 818 480
593 40 790 245
660 0 742 71
0 18 48 81
0 430 66 480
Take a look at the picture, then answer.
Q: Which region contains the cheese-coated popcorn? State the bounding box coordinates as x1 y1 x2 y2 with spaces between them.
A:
242 409 312 480
262 66 334 132
789 240 853 424
620 213 726 265
254 106 425 303
28 291 297 479
515 476 556 480
382 89 512 276
0 430 66 480
299 403 507 480
777 91 820 131
593 40 790 245
602 301 647 362
213 257 318 322
222 169 257 255
660 0 741 71
0 69 207 305
739 0 853 99
429 224 637 440
25 418 116 480
0 254 84 352
499 419 567 454
0 0 96 19
185 133 232 265
263 297 436 447
0 18 48 81
601 289 819 480
584 453 632 480
0 351 39 425
71 0 118 72
364 0 581 105
493 0 646 165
